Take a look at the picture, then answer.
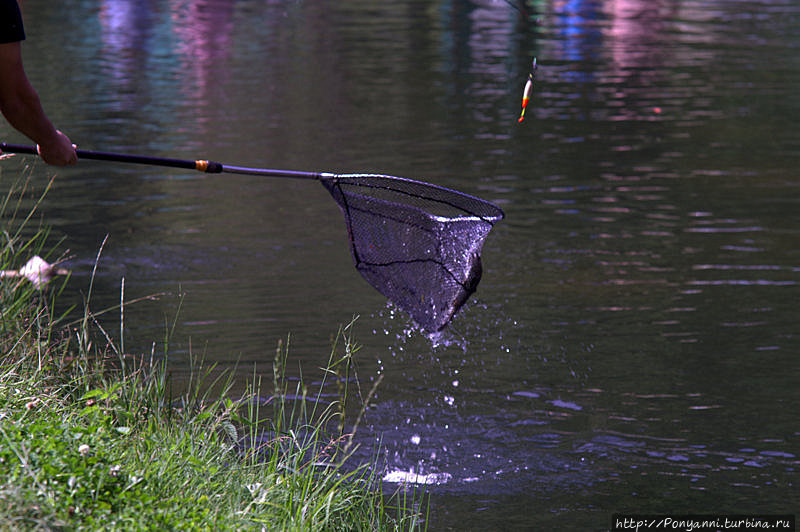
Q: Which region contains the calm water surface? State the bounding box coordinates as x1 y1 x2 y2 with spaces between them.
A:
3 0 799 528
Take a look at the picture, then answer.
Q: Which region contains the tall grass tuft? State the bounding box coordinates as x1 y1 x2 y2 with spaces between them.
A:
0 164 426 530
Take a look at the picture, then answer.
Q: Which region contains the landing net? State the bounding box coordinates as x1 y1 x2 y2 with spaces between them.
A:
321 174 504 331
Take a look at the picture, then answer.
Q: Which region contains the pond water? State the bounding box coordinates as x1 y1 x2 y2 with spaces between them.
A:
3 0 799 528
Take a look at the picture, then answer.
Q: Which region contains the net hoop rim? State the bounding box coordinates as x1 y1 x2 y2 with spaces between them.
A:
320 172 505 223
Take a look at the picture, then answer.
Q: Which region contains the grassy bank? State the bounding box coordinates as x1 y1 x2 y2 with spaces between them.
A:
0 171 423 529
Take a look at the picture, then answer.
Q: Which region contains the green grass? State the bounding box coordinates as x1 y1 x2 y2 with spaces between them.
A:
0 166 425 530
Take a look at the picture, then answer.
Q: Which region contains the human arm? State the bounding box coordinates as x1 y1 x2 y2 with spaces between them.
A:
0 40 76 165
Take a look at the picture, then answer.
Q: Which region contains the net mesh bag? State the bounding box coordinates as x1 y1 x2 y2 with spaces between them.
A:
321 174 504 331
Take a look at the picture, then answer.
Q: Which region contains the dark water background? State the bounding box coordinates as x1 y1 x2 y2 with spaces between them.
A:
2 0 799 529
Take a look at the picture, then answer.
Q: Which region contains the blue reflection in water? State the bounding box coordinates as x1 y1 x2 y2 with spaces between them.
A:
553 0 604 62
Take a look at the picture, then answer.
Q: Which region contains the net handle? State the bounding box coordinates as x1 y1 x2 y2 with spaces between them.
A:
0 142 330 180
1 143 504 219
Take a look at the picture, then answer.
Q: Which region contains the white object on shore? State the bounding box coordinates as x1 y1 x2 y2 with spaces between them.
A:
0 255 69 289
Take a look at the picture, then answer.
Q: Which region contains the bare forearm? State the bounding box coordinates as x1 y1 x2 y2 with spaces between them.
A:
0 77 61 147
0 41 76 166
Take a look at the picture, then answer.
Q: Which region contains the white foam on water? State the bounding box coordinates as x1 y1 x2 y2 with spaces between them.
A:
382 469 453 485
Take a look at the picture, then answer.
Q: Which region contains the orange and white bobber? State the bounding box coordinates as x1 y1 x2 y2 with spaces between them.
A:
518 57 537 124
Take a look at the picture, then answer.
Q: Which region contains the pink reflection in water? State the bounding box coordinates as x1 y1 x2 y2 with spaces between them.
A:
169 0 236 107
97 0 236 123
